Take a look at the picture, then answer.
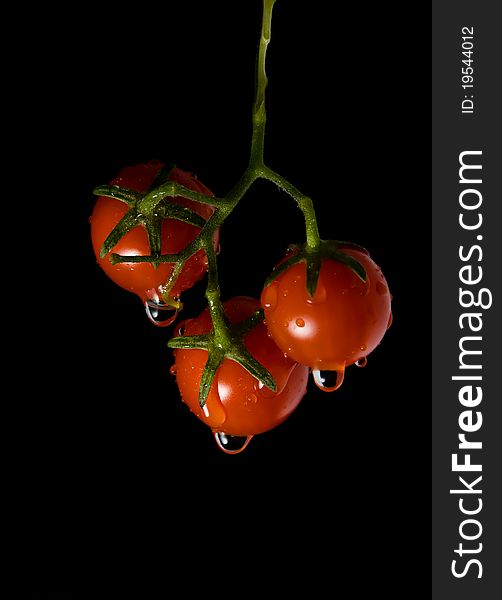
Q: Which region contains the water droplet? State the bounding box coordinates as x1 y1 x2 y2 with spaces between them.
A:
216 243 222 256
387 312 393 330
144 299 179 327
169 364 177 376
312 367 345 392
247 393 258 404
88 216 92 224
262 284 278 311
254 379 276 399
293 276 301 284
360 344 367 351
295 318 305 328
283 321 289 328
355 357 367 368
376 281 387 296
201 398 227 428
214 433 253 455
282 289 289 297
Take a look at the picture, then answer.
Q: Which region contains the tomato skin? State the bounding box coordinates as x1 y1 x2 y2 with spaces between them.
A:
261 249 392 371
173 297 309 436
90 160 218 303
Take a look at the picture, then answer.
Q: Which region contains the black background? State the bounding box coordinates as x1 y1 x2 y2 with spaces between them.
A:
16 0 429 589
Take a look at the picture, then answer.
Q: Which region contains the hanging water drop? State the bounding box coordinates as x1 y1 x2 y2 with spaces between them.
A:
144 299 179 327
312 367 345 392
214 432 253 455
169 364 177 376
355 357 367 368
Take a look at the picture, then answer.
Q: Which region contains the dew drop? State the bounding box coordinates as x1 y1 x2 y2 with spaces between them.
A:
360 344 367 351
254 379 276 399
202 399 227 428
144 299 179 327
355 357 368 368
262 284 278 311
247 393 258 404
295 318 305 328
387 312 393 330
376 281 387 296
214 432 253 455
169 364 177 376
312 367 345 392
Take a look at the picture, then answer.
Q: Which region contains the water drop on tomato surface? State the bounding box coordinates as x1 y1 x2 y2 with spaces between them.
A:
214 433 253 455
295 318 305 328
247 393 258 404
144 299 179 327
262 283 278 311
312 367 345 392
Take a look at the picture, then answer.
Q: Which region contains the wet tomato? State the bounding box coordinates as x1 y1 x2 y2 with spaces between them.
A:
172 297 309 439
261 248 392 391
91 160 218 323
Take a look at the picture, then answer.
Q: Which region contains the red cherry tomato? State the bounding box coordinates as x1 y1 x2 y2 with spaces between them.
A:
172 297 309 436
261 249 392 389
91 160 218 308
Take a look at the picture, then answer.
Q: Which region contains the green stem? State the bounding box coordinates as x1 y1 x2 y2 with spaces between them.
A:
250 0 277 168
261 167 321 251
205 243 230 349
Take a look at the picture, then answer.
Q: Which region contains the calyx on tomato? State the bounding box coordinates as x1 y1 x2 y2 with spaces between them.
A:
93 163 214 272
168 299 277 408
264 239 369 298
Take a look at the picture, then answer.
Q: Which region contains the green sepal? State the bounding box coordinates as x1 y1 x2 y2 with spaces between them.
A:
100 209 141 258
163 204 206 228
145 216 163 267
148 163 176 190
305 252 322 298
232 309 265 337
167 334 211 350
263 252 304 288
93 185 143 206
198 351 224 407
229 347 276 392
325 247 367 283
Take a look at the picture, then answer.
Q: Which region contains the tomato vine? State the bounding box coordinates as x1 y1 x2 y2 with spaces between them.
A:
91 0 392 451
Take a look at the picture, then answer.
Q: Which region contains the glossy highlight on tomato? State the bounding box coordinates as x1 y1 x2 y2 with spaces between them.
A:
90 160 218 309
261 248 392 381
172 297 309 437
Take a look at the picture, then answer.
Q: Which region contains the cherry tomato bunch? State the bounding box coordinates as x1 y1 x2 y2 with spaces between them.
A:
90 0 392 454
